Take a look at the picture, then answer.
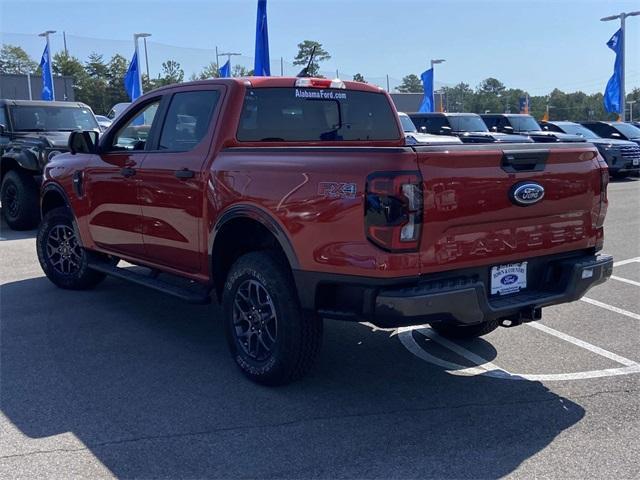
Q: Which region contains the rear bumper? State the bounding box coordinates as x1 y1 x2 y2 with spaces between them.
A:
294 252 613 328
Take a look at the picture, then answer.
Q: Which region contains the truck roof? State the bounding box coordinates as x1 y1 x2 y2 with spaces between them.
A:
481 113 532 118
145 77 384 95
0 99 92 109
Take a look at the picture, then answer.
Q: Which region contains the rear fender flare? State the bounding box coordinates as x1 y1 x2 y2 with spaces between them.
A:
209 204 300 273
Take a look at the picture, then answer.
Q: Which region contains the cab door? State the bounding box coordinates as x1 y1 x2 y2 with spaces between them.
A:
136 88 222 274
82 98 162 258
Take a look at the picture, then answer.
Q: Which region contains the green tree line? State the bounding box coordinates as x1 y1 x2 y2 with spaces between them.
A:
2 43 638 121
397 74 640 121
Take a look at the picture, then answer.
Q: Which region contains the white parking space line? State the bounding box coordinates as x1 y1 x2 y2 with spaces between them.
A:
527 323 639 367
613 257 640 267
398 327 640 381
611 275 640 287
581 297 640 321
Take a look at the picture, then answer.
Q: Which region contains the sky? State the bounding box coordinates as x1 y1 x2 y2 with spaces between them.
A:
1 0 639 95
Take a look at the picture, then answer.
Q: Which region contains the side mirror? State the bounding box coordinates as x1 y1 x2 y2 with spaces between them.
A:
611 132 622 138
502 125 515 133
68 130 99 155
491 126 498 132
440 126 452 134
420 126 428 133
543 125 549 131
0 124 6 136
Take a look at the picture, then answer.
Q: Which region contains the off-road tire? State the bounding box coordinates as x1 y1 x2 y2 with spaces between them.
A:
222 251 323 386
36 207 107 290
430 319 500 339
1 169 40 230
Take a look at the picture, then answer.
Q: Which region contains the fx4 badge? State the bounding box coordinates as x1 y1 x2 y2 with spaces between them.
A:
510 182 544 206
318 182 357 199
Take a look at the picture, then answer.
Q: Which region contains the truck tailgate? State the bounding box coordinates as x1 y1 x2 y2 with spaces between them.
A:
414 143 604 273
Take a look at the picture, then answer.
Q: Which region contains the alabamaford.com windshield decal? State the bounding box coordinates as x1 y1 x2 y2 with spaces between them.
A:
295 89 347 100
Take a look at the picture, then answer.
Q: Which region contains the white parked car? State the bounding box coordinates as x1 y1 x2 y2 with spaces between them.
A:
107 102 131 120
95 115 113 131
398 112 462 145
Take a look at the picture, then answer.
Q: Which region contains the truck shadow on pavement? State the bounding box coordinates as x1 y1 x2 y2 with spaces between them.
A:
1 276 585 479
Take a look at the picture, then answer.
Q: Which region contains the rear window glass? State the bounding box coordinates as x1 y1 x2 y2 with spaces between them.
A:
237 88 400 142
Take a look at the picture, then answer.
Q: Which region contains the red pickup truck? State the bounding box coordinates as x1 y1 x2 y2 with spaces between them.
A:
37 77 613 385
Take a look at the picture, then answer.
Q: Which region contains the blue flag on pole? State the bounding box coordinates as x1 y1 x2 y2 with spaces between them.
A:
219 60 231 78
124 51 141 101
603 28 622 114
39 43 54 101
418 68 434 113
254 0 270 76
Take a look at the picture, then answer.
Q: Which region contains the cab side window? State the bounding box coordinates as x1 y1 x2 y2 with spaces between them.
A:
111 100 160 151
158 90 220 152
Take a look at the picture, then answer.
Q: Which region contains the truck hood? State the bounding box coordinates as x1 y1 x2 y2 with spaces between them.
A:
518 131 586 143
404 132 462 145
587 137 637 147
11 131 72 148
457 131 533 144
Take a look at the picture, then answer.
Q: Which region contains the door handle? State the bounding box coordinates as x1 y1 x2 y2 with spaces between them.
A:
121 167 136 177
175 168 195 179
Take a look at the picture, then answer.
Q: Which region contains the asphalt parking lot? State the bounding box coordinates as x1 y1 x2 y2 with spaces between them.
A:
1 179 639 479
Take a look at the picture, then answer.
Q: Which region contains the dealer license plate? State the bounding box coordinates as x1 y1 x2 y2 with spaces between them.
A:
633 158 639 166
490 262 528 295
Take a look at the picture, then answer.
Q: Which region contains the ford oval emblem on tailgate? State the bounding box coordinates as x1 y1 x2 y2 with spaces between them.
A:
510 182 545 206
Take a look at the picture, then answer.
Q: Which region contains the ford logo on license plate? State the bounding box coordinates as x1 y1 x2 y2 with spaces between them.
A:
510 182 545 206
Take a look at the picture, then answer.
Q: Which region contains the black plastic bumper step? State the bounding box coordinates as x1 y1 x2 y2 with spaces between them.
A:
88 260 211 304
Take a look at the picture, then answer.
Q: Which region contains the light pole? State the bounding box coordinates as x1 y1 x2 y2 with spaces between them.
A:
430 59 445 112
218 52 241 76
601 10 640 120
38 30 56 100
133 33 151 95
628 100 637 122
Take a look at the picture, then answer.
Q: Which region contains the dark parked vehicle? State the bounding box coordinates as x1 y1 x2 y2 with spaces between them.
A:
541 122 640 177
482 114 585 143
0 99 100 229
408 112 532 143
581 121 640 147
541 121 640 178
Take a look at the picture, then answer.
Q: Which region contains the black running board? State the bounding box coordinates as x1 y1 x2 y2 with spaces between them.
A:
88 261 211 304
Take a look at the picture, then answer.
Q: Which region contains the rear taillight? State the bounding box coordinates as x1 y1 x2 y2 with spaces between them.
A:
596 158 609 229
365 171 423 251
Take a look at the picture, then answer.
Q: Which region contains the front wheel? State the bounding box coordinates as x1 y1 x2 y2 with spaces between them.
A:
36 207 108 290
222 251 323 386
430 319 500 339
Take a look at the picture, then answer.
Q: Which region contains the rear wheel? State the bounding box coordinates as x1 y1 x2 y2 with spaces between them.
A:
1 169 40 230
430 319 499 339
222 251 323 386
36 207 108 290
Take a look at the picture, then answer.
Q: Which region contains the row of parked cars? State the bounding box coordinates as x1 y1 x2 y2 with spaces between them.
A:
400 111 640 179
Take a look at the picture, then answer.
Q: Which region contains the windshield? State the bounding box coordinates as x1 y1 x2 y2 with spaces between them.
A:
448 115 489 132
237 88 401 142
555 123 599 139
510 116 542 132
612 123 640 138
399 114 417 133
10 105 99 132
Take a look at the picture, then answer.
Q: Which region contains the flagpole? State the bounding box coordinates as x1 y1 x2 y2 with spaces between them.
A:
620 14 625 120
38 30 56 100
133 33 151 95
601 10 640 120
